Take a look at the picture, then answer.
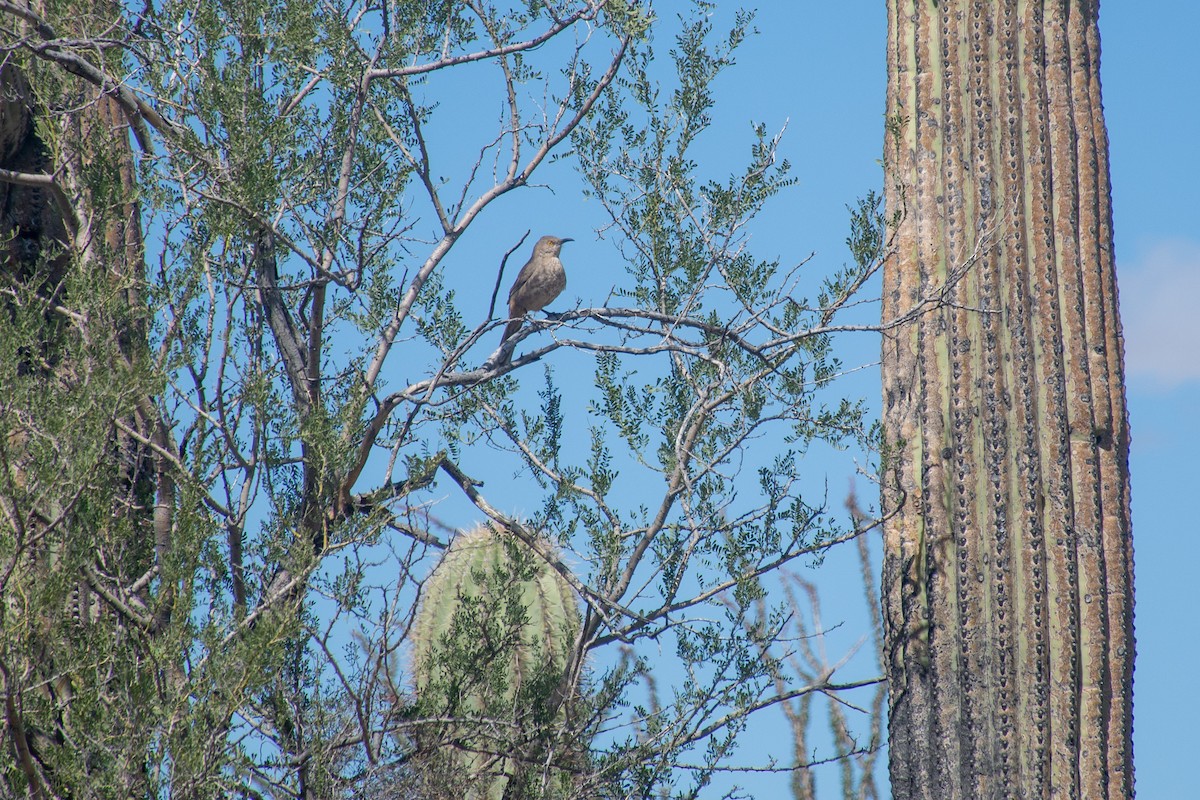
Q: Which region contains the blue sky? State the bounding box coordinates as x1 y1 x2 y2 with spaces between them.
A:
1102 4 1200 796
380 2 1196 795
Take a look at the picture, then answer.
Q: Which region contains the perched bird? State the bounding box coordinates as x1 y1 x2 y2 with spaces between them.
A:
501 235 573 346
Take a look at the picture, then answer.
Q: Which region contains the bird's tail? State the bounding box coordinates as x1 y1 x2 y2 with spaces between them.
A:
501 317 522 344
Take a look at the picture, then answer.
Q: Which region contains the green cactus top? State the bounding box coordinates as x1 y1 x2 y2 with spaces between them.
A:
411 523 581 710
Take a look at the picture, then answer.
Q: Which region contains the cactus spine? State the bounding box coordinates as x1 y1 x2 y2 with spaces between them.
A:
411 523 581 799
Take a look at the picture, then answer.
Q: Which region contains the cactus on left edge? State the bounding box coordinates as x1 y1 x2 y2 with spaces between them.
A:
410 523 582 799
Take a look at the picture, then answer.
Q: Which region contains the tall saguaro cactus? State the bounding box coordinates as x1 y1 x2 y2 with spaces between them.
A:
1 4 164 797
411 524 582 799
879 2 1133 798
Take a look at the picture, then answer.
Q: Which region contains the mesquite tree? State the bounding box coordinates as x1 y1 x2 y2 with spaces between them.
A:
879 1 1134 797
1 2 889 798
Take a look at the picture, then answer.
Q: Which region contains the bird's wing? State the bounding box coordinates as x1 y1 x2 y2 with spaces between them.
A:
507 265 531 304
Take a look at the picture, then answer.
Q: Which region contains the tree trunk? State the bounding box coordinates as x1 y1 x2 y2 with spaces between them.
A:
879 2 1133 798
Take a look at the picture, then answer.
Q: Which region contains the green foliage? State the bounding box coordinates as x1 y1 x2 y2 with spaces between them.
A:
1 247 167 796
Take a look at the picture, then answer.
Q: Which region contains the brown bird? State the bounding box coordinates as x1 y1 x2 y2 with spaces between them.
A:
501 235 573 345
